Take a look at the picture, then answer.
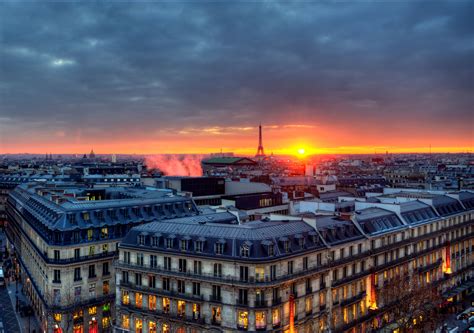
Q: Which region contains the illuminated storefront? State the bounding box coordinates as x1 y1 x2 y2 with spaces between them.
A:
272 308 280 328
88 317 98 333
237 311 249 330
255 311 266 330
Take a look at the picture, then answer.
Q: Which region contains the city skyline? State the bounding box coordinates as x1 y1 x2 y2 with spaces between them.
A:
1 2 473 155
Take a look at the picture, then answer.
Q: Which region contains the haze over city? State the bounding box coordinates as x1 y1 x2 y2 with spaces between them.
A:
1 2 473 155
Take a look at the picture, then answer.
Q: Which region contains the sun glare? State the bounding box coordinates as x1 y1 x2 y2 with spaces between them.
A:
298 148 306 155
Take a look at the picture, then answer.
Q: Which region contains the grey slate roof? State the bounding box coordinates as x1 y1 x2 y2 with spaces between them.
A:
459 191 474 209
10 183 198 232
354 207 405 235
121 216 326 260
400 200 438 224
315 216 364 245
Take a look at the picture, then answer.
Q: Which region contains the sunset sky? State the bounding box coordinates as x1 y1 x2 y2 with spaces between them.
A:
0 2 473 155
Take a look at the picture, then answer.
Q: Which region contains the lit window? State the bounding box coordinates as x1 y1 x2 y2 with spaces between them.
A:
135 318 142 333
149 295 157 310
178 300 186 317
122 291 129 305
87 229 93 241
135 292 143 308
103 281 109 295
238 311 249 330
102 317 110 329
272 308 280 327
88 306 97 315
122 315 130 329
162 298 170 314
149 321 157 333
54 313 62 322
255 267 265 282
255 311 266 330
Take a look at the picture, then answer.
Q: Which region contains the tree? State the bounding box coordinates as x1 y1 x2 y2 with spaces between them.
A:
378 272 444 332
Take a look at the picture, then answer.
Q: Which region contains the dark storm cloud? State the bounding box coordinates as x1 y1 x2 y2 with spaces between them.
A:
0 1 473 141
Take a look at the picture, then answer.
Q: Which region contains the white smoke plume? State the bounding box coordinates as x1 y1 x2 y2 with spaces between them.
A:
144 154 204 176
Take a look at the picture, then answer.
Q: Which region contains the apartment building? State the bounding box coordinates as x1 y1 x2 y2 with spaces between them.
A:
5 183 198 333
115 190 474 333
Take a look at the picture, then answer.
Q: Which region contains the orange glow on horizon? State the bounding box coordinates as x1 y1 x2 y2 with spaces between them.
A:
0 124 471 155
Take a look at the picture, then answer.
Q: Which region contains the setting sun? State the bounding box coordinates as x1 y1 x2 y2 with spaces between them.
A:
297 148 306 155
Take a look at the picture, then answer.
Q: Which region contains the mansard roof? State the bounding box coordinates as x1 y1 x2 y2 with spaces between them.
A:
315 216 364 245
354 207 405 235
400 200 438 225
459 191 474 209
121 215 326 260
431 195 464 216
10 183 198 232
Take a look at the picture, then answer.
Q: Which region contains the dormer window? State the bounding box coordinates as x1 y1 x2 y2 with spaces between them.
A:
151 236 159 247
180 239 189 251
82 212 90 221
132 207 141 217
145 206 152 215
166 237 174 249
108 210 117 220
215 240 225 255
195 240 204 253
268 244 274 256
284 241 291 253
138 235 146 246
96 210 104 221
295 234 304 249
240 245 250 257
68 214 76 225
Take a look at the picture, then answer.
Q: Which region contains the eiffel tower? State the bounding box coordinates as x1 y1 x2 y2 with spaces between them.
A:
255 123 266 158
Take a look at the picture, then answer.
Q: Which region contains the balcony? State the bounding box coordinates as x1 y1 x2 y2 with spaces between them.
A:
254 299 267 308
49 251 116 265
120 281 205 302
272 297 282 306
416 259 442 274
50 294 115 312
236 298 249 307
210 295 222 303
339 291 366 307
